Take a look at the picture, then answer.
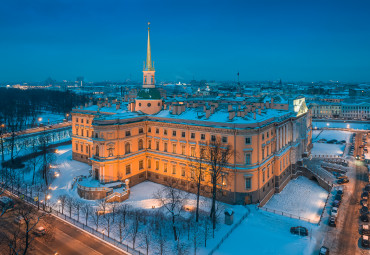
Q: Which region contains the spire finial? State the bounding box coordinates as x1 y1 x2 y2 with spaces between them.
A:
146 22 153 71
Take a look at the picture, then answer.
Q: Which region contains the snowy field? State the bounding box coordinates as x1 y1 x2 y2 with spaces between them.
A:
311 130 352 157
313 120 370 130
215 206 318 255
263 176 328 223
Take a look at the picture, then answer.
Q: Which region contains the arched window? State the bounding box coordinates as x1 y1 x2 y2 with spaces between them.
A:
95 133 98 138
95 145 99 157
138 139 143 150
125 143 131 154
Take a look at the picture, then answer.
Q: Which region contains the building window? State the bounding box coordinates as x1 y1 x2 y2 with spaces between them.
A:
156 161 159 170
245 137 251 144
126 165 131 175
80 144 83 152
172 144 177 154
267 131 269 138
245 154 251 165
156 128 159 134
86 145 89 153
76 118 79 123
80 129 83 136
164 129 167 135
262 148 265 160
164 163 168 173
95 133 98 138
147 103 151 107
125 143 131 154
148 127 151 133
148 159 151 169
211 135 216 141
262 134 265 140
164 142 167 152
139 128 143 134
191 133 195 139
87 120 89 124
95 145 99 156
182 132 186 138
172 130 176 137
81 119 84 124
181 167 185 177
263 168 266 183
222 136 227 143
75 143 78 151
191 147 196 157
201 134 205 140
138 139 143 150
148 140 152 149
172 165 176 174
181 145 186 155
126 130 131 136
245 178 251 189
139 160 143 170
156 141 160 150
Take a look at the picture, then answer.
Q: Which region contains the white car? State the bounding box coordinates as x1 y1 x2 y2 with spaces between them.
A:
331 207 339 217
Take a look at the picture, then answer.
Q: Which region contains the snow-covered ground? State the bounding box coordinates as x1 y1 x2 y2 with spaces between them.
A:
214 206 318 255
313 120 370 130
263 176 328 223
311 130 352 157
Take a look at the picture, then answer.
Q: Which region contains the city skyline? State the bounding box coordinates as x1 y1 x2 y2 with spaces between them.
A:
1 0 370 82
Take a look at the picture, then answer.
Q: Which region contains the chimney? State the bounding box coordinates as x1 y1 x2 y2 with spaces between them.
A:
164 103 167 110
258 108 261 115
241 111 245 117
206 109 211 119
211 105 215 114
228 104 233 111
253 112 256 120
116 103 120 110
229 111 235 120
237 110 241 117
271 98 274 106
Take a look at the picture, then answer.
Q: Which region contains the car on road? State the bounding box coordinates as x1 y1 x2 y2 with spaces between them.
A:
0 196 14 215
361 224 370 235
34 226 46 236
290 226 308 236
360 199 368 207
356 155 360 160
337 178 349 184
360 214 369 222
337 189 344 196
365 185 370 192
334 194 342 201
362 235 369 248
331 207 339 217
337 175 348 180
333 200 341 208
319 246 330 255
14 215 25 225
328 216 336 227
362 192 369 200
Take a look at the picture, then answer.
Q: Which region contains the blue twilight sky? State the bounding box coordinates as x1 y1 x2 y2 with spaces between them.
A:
1 0 370 83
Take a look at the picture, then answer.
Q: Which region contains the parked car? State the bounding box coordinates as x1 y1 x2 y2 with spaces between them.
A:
360 199 368 207
361 206 369 215
333 200 341 208
365 185 370 192
290 226 308 236
34 226 46 236
334 194 342 201
14 215 25 225
362 235 369 248
356 155 360 160
331 207 339 217
362 192 369 200
337 190 344 196
327 139 337 144
361 224 370 235
337 175 348 180
319 246 330 255
360 214 369 222
337 178 349 184
328 216 336 227
0 196 14 214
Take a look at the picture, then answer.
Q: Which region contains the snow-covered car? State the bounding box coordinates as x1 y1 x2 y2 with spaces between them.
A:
365 185 370 192
333 200 341 208
34 226 46 236
337 178 349 184
331 207 339 217
319 246 330 255
290 226 308 236
361 192 369 200
360 206 369 215
328 216 336 227
337 175 348 180
14 215 25 225
361 224 370 235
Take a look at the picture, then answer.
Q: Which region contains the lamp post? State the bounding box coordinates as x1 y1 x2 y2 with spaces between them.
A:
0 123 5 162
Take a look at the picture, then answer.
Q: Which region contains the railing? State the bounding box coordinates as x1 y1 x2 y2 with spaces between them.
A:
1 185 142 255
208 207 251 255
77 183 112 192
258 206 319 224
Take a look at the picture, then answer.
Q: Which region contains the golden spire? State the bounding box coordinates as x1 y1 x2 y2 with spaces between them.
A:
146 22 154 71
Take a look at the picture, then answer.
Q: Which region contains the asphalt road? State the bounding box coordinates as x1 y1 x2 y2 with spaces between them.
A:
0 193 127 255
324 131 369 255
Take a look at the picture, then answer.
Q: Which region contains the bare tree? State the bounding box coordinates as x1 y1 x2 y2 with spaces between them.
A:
92 208 101 231
65 196 73 218
28 138 41 185
103 213 113 238
153 179 188 241
205 138 233 234
58 195 67 214
81 203 91 226
129 210 140 249
73 199 82 222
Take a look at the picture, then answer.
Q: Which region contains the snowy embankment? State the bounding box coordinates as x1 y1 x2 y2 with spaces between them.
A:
313 120 370 130
263 176 328 223
311 130 352 157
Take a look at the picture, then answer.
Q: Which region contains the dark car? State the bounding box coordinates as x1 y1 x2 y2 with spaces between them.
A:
365 185 370 192
356 155 360 160
361 224 370 235
327 139 337 144
328 216 336 227
362 235 369 248
337 190 344 196
334 194 342 201
360 214 369 222
333 200 341 208
337 178 349 184
290 226 308 236
337 175 348 180
361 206 369 215
319 246 330 255
362 192 369 200
360 199 368 207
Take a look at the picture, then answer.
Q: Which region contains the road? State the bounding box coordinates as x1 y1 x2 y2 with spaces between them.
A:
2 121 71 139
0 193 127 255
322 131 369 255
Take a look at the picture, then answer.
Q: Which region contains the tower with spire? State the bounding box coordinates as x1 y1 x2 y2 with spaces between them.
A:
143 22 155 88
133 22 163 115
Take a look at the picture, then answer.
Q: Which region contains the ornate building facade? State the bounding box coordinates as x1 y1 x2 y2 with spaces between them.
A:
71 25 312 204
